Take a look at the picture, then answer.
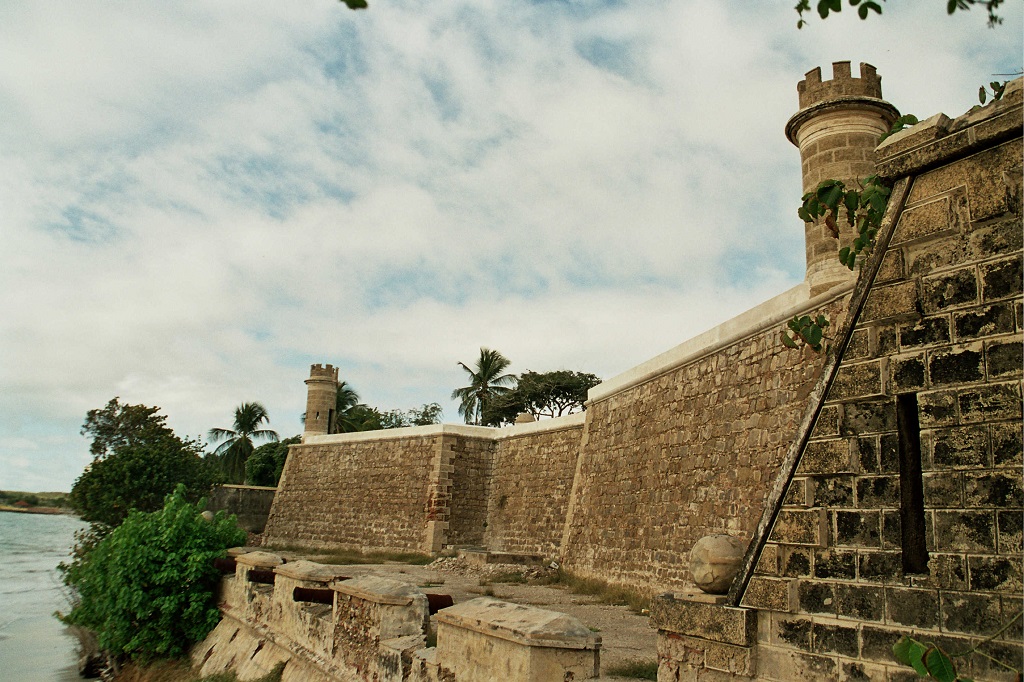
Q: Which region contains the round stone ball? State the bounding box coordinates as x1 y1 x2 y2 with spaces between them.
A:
689 534 747 594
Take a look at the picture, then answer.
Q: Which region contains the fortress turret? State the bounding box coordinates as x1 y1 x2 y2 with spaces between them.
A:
786 61 900 296
304 363 339 438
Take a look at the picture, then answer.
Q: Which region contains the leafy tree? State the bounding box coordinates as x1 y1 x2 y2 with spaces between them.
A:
208 402 279 484
409 402 444 425
331 381 366 433
451 348 517 425
60 485 246 661
795 0 1007 28
483 370 601 426
244 436 300 487
69 434 215 528
81 397 175 459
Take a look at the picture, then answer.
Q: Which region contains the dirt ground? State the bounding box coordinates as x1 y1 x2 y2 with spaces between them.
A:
283 552 660 681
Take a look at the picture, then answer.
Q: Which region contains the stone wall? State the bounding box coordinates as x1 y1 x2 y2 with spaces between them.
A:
560 288 851 594
444 434 495 548
484 414 585 558
737 88 1024 681
262 431 441 553
207 484 277 533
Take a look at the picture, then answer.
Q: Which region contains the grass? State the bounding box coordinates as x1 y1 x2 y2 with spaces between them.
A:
530 569 651 614
479 570 528 586
604 659 658 680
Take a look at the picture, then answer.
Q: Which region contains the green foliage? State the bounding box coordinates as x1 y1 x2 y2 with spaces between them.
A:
70 433 215 528
781 314 830 352
451 347 517 425
878 114 920 143
979 79 1008 104
482 370 602 426
795 0 1006 28
60 485 247 661
340 0 367 8
208 402 279 484
799 175 892 271
244 436 300 486
893 611 1023 681
82 397 176 459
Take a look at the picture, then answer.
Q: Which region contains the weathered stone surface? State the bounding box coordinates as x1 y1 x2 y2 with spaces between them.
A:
651 594 756 646
691 534 747 594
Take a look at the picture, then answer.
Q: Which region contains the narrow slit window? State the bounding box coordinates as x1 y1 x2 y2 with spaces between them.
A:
896 393 929 574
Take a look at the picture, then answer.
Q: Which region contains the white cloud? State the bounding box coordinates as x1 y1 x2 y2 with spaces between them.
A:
0 0 1020 491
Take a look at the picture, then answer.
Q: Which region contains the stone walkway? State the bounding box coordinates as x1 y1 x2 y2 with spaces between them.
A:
278 552 659 680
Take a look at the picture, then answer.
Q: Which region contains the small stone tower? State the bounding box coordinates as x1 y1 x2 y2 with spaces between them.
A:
304 363 339 438
786 61 900 296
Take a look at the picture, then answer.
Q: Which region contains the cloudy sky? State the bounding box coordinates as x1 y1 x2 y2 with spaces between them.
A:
1 1 1020 492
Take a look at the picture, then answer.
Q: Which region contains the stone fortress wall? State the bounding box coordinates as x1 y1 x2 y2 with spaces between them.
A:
258 62 1023 680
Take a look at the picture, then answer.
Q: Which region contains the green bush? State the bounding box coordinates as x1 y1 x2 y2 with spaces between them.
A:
69 434 215 528
244 436 299 486
60 485 246 660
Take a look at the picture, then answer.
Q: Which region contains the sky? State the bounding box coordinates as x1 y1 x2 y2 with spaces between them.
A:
1 1 1020 492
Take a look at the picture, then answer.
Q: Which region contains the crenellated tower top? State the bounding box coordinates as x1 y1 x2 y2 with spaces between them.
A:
786 61 899 296
796 61 883 110
308 363 339 382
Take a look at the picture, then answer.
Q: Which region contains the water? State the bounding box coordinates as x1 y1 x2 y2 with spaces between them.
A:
0 511 87 682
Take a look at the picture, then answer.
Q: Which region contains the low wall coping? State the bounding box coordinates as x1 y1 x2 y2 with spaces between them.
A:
301 411 585 446
435 597 601 650
274 560 350 583
588 279 853 403
227 546 263 557
214 484 278 491
332 575 423 606
234 551 285 569
650 593 755 647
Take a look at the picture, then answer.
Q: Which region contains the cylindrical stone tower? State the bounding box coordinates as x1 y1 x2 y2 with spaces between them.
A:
304 363 339 438
786 61 900 296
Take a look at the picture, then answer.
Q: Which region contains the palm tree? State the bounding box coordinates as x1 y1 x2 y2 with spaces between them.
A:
332 381 368 433
209 402 279 484
451 348 516 425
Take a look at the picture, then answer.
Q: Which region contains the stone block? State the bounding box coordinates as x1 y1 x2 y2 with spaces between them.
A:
834 584 884 621
875 249 906 284
889 354 926 392
797 581 835 615
940 590 1002 636
891 195 956 245
754 645 837 681
810 621 859 657
918 389 959 427
862 281 920 323
931 425 988 469
856 475 900 508
923 471 963 507
965 471 1024 507
954 303 1015 340
782 548 812 578
703 640 756 675
771 614 811 650
435 598 600 681
784 478 813 507
813 405 841 437
934 510 996 552
987 339 1024 378
855 436 879 473
799 439 853 475
755 543 780 576
898 315 951 348
841 400 897 436
929 344 985 385
829 360 886 401
997 510 1023 555
740 577 795 612
834 511 881 548
812 476 854 507
968 555 1023 592
812 550 857 580
958 381 1022 423
885 587 939 628
770 509 827 547
858 551 901 583
923 267 979 313
992 422 1023 466
650 594 756 646
981 255 1023 302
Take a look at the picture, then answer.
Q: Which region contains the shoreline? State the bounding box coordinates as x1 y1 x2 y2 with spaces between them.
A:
0 505 74 516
